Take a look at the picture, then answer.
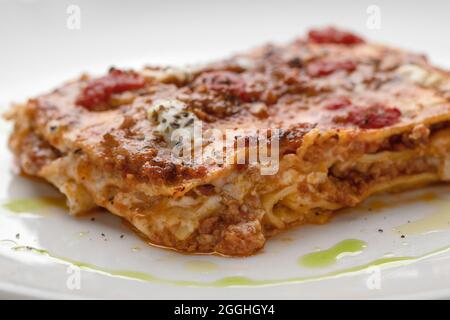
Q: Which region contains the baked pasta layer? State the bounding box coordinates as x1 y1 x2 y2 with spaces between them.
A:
6 27 450 256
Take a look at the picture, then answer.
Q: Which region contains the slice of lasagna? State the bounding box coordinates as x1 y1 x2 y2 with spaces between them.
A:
6 27 450 256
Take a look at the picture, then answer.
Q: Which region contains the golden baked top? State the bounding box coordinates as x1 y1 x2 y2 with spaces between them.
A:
10 27 450 187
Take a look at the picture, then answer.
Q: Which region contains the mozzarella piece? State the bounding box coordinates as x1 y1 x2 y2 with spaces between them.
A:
397 64 444 88
147 99 199 142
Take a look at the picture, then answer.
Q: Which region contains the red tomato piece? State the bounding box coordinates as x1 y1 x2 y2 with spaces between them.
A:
344 105 401 129
308 27 365 45
76 68 145 110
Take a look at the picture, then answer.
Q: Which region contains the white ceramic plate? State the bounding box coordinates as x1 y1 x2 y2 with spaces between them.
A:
1 0 450 299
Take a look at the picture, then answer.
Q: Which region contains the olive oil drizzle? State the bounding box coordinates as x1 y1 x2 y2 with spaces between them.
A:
3 241 450 288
